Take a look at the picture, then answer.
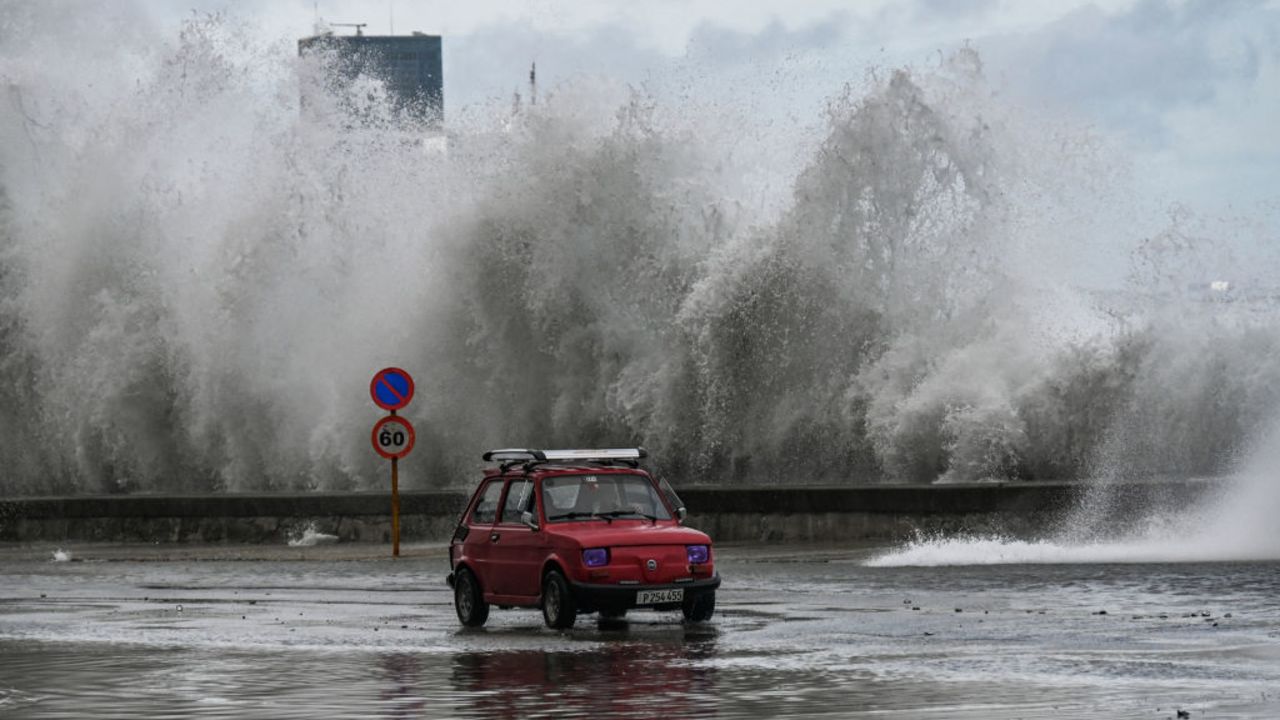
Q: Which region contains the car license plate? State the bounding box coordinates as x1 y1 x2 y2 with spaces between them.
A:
636 588 683 605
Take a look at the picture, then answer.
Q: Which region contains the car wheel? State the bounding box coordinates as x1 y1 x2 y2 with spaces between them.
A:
454 567 489 627
541 570 577 629
682 590 715 623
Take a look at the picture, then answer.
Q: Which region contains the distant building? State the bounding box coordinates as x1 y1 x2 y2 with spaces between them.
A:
298 31 443 127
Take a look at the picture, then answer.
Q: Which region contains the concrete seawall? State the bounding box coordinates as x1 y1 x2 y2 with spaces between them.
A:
0 481 1214 544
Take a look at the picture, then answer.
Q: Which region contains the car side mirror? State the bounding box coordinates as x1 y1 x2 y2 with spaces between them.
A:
675 506 687 522
520 510 539 530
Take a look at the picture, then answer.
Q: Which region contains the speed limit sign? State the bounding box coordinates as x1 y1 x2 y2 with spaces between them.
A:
371 415 415 460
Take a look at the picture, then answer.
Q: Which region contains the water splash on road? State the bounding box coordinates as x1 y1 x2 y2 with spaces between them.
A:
870 424 1280 566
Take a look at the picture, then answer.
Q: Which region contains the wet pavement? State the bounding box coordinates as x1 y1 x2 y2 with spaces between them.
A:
1 543 1278 719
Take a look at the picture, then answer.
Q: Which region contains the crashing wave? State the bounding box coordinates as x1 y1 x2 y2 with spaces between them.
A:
0 9 1278 498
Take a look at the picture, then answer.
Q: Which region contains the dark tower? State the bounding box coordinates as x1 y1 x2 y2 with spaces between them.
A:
298 30 443 127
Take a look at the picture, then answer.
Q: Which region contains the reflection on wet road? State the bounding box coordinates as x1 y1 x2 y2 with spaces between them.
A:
1 544 1278 718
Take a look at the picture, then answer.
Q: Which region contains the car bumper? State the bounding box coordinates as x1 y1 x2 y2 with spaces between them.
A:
569 574 721 610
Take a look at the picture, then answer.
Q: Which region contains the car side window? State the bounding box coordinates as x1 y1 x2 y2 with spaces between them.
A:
470 480 504 525
500 479 535 524
657 476 684 515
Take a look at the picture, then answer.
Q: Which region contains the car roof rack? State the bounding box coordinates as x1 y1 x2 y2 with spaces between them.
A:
482 448 647 472
482 449 547 463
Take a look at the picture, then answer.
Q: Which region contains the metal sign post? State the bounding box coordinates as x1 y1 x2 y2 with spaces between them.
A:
392 452 399 557
371 368 415 557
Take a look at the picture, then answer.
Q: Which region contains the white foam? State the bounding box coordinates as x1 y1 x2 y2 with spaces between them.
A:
865 533 1280 567
870 463 1280 567
288 525 339 547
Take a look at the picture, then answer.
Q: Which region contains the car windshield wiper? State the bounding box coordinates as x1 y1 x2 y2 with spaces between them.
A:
598 510 658 524
546 511 612 523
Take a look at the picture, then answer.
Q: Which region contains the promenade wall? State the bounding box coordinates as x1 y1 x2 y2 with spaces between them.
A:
0 481 1214 544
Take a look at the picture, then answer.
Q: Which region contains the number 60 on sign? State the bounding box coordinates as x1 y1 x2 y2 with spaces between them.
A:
372 415 415 460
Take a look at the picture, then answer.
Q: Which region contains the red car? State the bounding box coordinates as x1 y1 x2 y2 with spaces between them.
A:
447 448 720 629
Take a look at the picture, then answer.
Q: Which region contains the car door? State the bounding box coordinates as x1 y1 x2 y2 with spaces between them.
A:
463 478 505 594
488 477 544 598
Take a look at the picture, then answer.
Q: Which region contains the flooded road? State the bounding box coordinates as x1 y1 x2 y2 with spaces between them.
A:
1 543 1277 719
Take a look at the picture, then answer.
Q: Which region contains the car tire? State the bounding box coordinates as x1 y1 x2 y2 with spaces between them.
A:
682 590 715 622
541 570 577 629
454 567 489 627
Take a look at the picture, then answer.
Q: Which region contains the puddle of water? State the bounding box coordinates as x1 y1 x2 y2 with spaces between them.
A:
1 550 1278 718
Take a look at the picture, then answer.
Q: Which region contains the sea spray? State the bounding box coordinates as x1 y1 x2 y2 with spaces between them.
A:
1 9 1278 506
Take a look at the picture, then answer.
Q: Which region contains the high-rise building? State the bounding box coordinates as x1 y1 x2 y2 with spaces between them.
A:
298 31 443 127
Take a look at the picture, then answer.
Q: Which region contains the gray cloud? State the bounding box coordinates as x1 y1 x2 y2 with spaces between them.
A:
443 11 857 110
984 0 1275 146
913 0 999 22
684 13 849 62
445 21 667 108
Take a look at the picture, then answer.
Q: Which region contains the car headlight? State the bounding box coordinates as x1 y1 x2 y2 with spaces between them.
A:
582 548 609 567
686 545 709 564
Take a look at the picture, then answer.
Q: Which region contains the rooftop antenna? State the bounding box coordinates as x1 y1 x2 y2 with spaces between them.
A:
529 62 537 106
311 1 325 35
331 22 367 36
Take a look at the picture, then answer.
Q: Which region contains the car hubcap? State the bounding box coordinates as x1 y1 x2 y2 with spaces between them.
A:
458 579 472 616
546 584 559 618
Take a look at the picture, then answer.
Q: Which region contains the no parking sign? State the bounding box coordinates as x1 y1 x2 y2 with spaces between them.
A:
370 367 414 411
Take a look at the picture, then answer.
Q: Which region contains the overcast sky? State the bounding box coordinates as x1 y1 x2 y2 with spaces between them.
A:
116 0 1280 222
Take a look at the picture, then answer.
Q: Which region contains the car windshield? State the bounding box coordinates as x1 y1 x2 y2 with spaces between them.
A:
542 474 673 522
